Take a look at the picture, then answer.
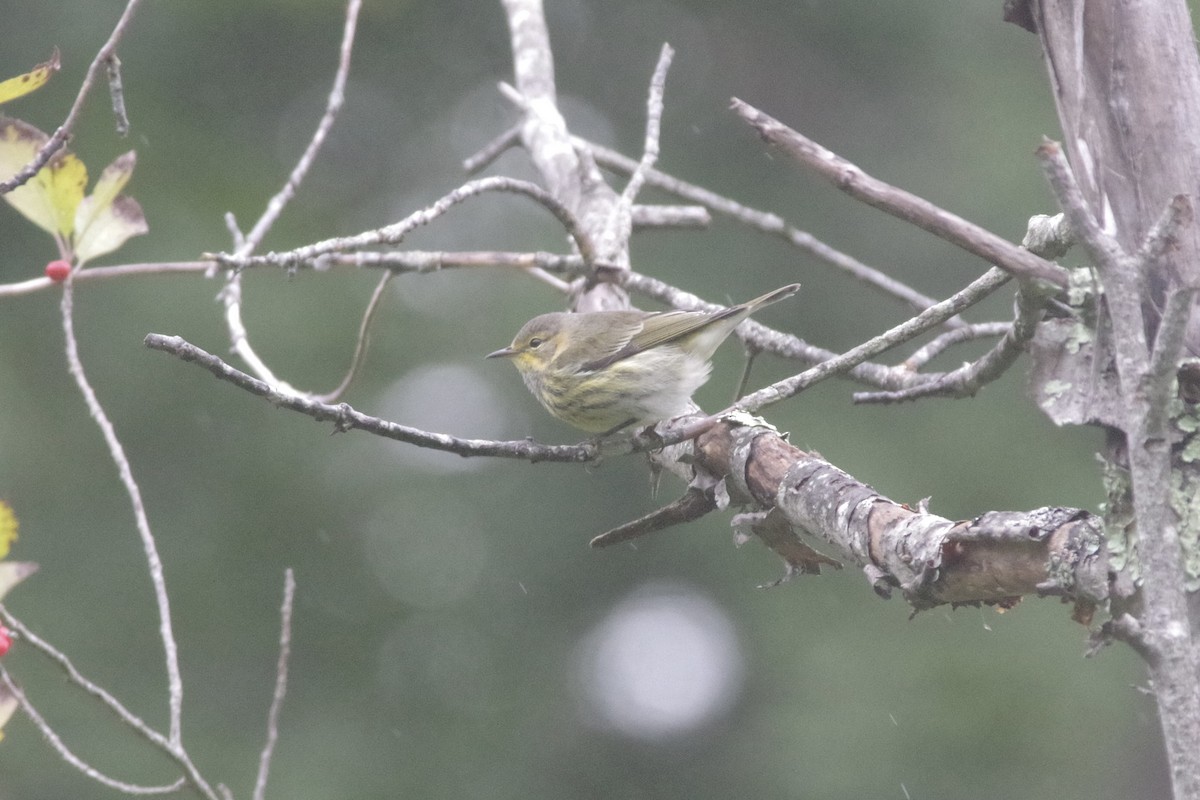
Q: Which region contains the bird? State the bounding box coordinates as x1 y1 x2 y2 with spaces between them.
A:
486 283 800 434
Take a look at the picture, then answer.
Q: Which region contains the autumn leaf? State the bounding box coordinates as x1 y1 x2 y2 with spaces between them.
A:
74 151 148 264
0 117 148 264
0 116 86 238
0 501 16 560
0 49 61 105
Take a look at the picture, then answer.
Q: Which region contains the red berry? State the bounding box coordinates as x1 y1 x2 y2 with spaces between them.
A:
0 627 10 657
45 260 72 282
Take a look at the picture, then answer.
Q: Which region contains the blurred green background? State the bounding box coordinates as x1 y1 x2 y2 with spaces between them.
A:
0 1 1166 798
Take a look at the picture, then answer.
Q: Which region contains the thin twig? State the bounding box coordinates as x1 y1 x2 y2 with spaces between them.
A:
242 0 361 255
630 204 710 229
0 604 171 750
732 267 1013 413
855 282 1045 404
0 670 186 796
580 136 966 326
253 569 296 800
215 177 597 273
0 606 219 799
144 333 599 462
0 0 144 194
313 272 393 403
733 98 1070 289
619 43 673 209
1137 195 1194 270
898 322 1013 371
589 487 715 548
1038 139 1149 373
325 250 581 274
220 0 363 395
462 123 522 174
618 270 1002 392
59 276 184 746
1147 288 1198 409
0 261 214 298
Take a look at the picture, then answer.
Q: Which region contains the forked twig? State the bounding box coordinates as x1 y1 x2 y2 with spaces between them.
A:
0 670 186 796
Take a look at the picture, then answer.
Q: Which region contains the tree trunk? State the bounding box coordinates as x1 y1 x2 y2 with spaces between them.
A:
1026 2 1200 797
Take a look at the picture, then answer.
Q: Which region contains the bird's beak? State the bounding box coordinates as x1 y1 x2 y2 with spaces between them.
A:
486 346 517 359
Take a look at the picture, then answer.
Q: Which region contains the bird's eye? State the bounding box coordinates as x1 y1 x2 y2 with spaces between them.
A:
529 337 544 349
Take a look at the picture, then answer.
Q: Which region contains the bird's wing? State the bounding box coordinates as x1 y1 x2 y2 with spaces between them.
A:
576 310 718 371
563 312 648 372
628 309 719 351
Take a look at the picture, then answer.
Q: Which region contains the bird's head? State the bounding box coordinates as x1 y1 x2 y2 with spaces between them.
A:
486 312 570 375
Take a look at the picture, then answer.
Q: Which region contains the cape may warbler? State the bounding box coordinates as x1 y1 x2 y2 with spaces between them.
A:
486 283 800 433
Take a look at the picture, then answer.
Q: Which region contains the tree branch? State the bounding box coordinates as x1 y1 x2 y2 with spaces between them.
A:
732 98 1070 289
144 333 600 463
732 268 1012 414
581 136 965 325
695 420 1108 613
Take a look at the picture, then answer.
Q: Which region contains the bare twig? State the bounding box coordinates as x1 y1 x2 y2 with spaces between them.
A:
0 670 186 796
253 569 296 800
0 0 144 194
0 604 170 749
462 123 522 174
618 43 673 209
144 333 600 462
618 270 1005 392
312 272 393 403
1148 288 1198 397
220 0 364 395
854 282 1044 404
215 177 597 273
325 249 581 274
580 137 966 326
0 607 218 798
242 0 361 255
1137 195 1194 271
589 487 715 548
733 267 1013 413
897 322 1013 371
732 98 1070 289
59 277 184 746
0 261 214 298
630 204 709 230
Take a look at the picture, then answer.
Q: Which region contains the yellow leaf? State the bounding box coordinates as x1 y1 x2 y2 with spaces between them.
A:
0 49 61 105
74 151 147 265
76 151 136 231
74 195 148 265
0 501 16 559
0 117 86 237
0 562 37 601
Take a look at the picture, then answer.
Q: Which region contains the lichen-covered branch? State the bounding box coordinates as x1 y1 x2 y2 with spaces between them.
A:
695 419 1107 614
